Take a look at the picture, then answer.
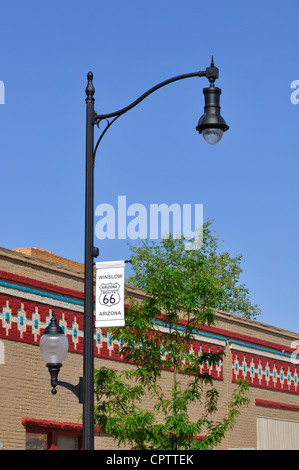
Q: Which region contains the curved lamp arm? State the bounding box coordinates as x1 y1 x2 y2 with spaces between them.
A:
47 364 84 403
56 379 84 404
95 70 208 121
87 57 221 159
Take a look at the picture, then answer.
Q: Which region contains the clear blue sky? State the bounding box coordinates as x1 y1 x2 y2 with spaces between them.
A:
0 0 298 333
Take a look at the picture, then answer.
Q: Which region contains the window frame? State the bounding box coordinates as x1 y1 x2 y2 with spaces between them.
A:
22 417 83 450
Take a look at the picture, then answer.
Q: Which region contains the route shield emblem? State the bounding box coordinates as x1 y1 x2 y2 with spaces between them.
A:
99 282 121 307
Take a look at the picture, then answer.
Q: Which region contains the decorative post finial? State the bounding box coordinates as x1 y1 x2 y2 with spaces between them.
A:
205 56 218 86
86 71 95 102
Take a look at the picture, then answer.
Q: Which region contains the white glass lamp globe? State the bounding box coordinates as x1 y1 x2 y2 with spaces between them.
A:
40 313 69 364
201 128 224 145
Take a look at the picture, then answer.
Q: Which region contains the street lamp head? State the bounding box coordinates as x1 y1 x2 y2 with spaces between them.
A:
40 311 69 364
39 311 69 394
196 84 229 145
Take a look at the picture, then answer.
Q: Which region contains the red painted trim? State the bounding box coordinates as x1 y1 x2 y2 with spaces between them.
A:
0 270 84 300
255 399 299 412
21 417 101 433
22 417 83 432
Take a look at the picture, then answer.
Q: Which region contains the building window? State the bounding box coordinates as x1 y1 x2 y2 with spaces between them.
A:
257 416 299 450
26 432 48 450
22 418 82 450
57 435 78 450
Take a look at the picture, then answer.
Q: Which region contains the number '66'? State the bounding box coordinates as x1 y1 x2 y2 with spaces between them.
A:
103 294 116 304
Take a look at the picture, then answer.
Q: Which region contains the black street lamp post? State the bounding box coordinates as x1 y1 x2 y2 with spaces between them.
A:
40 58 229 451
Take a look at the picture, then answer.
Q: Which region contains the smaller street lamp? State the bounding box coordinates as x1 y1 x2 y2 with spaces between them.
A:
196 85 229 145
196 58 229 145
40 312 83 401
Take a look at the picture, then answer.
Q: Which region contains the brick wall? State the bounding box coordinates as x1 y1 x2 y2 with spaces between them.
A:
1 246 299 450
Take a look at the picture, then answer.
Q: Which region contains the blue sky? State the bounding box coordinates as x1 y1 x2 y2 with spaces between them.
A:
0 0 298 333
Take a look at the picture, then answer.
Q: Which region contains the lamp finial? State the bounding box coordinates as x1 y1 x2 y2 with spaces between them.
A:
86 71 95 102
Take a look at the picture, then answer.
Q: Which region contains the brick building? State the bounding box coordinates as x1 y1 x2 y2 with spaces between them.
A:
0 246 299 450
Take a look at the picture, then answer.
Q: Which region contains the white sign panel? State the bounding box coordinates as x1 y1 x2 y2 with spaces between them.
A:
95 260 125 328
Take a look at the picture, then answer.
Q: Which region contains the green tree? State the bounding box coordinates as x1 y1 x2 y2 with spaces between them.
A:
94 221 254 449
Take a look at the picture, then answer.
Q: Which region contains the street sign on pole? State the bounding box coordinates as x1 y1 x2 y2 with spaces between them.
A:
95 260 125 328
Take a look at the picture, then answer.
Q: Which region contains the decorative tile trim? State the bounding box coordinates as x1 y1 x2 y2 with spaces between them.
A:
0 294 224 379
0 270 296 357
2 279 298 392
231 344 299 394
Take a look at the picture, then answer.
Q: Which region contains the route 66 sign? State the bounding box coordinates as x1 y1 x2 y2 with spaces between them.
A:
95 260 125 328
99 283 121 307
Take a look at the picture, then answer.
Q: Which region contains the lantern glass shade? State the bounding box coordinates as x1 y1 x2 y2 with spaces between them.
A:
202 128 224 145
40 330 69 364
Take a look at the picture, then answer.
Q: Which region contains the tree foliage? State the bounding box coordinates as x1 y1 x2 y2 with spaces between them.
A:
94 221 254 449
